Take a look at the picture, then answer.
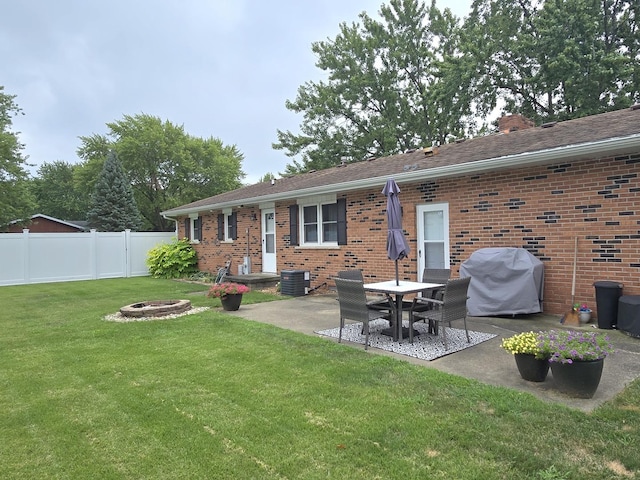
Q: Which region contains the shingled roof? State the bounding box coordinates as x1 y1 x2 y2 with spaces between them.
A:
163 106 640 216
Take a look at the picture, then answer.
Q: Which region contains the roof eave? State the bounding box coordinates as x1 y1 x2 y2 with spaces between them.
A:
162 134 640 216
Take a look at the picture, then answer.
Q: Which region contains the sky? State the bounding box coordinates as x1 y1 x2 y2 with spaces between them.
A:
2 0 472 185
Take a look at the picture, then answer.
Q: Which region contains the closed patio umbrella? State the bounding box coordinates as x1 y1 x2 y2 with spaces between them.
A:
382 178 410 285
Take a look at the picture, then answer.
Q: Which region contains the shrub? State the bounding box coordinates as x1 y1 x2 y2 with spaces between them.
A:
146 238 198 278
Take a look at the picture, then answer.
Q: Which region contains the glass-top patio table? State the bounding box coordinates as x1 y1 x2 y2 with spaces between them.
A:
363 280 444 342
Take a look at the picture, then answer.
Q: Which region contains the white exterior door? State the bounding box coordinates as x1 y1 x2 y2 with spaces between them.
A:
261 208 277 273
416 203 450 279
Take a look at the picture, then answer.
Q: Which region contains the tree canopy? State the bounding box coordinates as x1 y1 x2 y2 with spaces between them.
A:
77 113 245 231
276 0 640 174
0 86 35 227
463 0 639 123
274 0 473 174
87 150 142 231
31 161 88 221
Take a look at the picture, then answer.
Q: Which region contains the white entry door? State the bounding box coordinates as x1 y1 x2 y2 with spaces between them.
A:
261 209 277 273
416 203 449 279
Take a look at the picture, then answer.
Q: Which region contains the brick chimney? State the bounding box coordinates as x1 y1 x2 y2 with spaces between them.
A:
498 114 534 133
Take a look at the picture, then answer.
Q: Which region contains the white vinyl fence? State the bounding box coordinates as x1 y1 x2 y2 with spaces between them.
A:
0 229 176 286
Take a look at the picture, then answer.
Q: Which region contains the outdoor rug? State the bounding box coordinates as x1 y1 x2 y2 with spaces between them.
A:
316 319 497 361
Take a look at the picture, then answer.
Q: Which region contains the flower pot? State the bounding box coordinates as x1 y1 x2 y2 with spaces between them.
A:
579 310 591 323
514 354 549 382
220 293 243 311
550 358 604 398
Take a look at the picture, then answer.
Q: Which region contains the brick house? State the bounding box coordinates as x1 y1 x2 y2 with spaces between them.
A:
162 106 640 315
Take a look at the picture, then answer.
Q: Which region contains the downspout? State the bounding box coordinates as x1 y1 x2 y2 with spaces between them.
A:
162 214 179 237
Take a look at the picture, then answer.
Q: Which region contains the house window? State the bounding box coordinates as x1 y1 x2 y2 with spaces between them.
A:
217 211 237 241
185 215 202 242
225 213 234 241
302 205 318 243
322 203 338 242
290 196 346 247
302 203 338 244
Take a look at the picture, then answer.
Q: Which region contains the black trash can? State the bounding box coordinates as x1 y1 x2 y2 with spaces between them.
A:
593 281 623 329
617 295 640 337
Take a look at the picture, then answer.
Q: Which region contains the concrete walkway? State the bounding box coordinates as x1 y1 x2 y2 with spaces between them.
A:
226 294 640 412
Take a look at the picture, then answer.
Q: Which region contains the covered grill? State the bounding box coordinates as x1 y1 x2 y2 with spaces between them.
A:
460 248 544 316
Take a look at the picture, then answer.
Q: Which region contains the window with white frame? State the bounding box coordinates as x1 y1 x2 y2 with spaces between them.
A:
289 195 346 247
217 210 237 242
225 211 233 241
185 215 202 242
300 196 338 245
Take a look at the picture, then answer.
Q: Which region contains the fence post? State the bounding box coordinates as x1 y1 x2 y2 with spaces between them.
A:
124 229 131 278
90 229 98 280
22 229 30 284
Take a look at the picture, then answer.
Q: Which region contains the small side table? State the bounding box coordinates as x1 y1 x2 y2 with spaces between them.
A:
617 295 640 337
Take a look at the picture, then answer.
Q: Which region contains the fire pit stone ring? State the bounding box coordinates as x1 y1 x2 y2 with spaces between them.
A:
120 299 192 318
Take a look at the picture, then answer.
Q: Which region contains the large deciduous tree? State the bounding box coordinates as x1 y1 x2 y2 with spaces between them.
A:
87 150 142 231
0 86 35 228
275 0 639 175
463 0 639 122
274 0 473 174
31 161 88 220
77 113 245 231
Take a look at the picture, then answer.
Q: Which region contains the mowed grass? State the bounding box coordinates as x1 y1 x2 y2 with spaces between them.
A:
1 278 639 479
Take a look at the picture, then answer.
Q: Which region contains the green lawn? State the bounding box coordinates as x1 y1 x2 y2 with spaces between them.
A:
1 278 638 479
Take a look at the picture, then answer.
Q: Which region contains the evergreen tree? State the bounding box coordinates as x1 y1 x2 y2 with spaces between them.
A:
87 150 142 231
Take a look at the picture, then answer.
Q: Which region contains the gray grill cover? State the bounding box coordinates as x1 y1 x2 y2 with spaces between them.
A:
460 248 544 316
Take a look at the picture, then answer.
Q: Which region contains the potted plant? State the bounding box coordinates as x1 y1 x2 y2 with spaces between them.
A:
501 331 549 382
537 330 614 398
207 282 250 311
577 303 592 323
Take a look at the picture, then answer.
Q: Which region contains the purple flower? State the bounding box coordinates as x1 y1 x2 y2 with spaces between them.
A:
537 329 614 363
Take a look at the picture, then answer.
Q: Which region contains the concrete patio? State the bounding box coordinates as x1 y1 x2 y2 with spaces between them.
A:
226 293 640 412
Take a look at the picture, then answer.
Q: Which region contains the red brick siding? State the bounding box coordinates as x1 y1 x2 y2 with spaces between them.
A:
181 152 640 315
180 209 263 275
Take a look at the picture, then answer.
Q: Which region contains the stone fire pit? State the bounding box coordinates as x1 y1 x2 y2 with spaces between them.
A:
120 299 192 318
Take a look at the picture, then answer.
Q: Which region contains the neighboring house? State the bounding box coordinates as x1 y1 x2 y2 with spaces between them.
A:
162 106 640 315
4 214 87 233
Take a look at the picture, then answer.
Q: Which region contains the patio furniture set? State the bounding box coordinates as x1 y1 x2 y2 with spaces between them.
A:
334 268 471 351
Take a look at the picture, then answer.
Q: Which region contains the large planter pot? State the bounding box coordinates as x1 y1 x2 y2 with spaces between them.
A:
220 294 243 311
514 354 549 382
579 310 592 324
550 358 604 398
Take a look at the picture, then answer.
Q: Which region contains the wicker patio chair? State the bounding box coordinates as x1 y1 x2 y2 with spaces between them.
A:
334 277 394 350
408 277 471 350
337 270 393 313
410 268 451 333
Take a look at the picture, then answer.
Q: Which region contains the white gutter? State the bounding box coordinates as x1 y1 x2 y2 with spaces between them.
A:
164 134 640 216
161 214 179 236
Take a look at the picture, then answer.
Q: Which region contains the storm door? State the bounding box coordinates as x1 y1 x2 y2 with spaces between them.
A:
416 203 449 279
261 208 276 273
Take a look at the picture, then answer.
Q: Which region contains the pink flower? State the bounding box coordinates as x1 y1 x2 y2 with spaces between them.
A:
207 282 250 298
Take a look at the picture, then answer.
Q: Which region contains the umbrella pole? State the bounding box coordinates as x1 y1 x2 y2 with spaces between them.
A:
395 260 399 286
